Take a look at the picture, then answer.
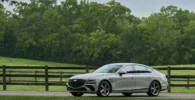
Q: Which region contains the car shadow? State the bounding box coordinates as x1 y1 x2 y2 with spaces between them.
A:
83 93 164 98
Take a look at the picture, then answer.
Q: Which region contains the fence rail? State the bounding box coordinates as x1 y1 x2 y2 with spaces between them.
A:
0 65 195 92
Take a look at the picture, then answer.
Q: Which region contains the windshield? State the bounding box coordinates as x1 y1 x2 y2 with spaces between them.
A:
93 64 123 73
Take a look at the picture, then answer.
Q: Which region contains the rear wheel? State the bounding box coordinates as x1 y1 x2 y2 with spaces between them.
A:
122 93 132 96
97 81 111 97
70 92 84 97
147 81 161 96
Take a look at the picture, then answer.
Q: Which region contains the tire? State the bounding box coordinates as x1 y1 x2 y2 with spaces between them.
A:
70 92 84 97
97 81 111 97
147 81 161 96
122 93 133 96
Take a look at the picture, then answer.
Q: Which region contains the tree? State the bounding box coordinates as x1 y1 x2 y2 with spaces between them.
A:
139 6 180 65
0 3 6 56
1 0 19 5
182 20 195 63
71 30 122 66
1 0 195 66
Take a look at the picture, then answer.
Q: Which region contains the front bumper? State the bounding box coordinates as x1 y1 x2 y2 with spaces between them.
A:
161 86 168 91
66 83 97 93
160 80 168 91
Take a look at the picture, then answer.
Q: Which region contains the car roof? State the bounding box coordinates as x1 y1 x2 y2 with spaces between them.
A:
106 63 147 66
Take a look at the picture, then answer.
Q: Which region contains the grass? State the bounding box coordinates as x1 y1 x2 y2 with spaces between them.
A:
0 56 195 93
0 96 175 100
0 85 67 92
0 56 82 67
170 87 195 93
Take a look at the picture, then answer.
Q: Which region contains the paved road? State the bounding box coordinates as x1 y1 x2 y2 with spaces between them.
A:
0 91 195 100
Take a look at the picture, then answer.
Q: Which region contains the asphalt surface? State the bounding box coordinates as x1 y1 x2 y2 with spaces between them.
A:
0 91 195 100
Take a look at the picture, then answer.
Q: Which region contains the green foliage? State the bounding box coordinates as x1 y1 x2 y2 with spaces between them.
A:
0 1 195 66
72 30 122 65
139 11 180 64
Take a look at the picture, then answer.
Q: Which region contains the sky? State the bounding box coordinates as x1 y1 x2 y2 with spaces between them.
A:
87 0 195 17
2 0 195 17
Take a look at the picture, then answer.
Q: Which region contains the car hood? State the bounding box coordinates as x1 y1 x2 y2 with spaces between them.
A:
69 73 113 80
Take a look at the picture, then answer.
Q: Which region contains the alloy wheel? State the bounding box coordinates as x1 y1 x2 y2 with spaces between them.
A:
147 81 160 96
97 81 111 97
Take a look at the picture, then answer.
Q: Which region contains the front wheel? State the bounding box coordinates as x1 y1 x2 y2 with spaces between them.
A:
70 92 84 97
147 81 161 96
97 81 111 97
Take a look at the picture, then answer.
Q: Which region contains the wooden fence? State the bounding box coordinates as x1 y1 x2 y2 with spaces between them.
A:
0 65 195 92
156 66 195 92
0 65 95 91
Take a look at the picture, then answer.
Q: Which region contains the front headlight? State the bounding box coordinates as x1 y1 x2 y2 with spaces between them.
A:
86 80 96 84
162 75 167 81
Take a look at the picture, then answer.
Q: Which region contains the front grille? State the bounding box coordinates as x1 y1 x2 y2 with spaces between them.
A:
68 79 86 88
67 87 87 91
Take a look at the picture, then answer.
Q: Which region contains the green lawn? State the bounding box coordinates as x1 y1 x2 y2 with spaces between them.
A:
0 56 82 67
0 85 67 92
0 96 175 100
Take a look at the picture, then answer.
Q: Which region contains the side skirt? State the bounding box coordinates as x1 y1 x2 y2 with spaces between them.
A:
112 88 148 93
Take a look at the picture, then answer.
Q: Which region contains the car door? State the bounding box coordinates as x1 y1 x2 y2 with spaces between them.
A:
133 65 151 90
114 65 136 91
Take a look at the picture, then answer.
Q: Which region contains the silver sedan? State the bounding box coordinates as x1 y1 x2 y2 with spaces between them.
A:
66 63 168 97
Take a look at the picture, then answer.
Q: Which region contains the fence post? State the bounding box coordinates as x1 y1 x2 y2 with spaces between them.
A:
60 71 62 85
2 65 6 91
45 65 48 91
187 74 190 89
9 70 11 83
167 66 171 93
86 65 89 73
35 70 37 84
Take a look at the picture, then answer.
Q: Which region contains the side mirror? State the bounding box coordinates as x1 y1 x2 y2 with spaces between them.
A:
118 71 127 76
147 71 152 73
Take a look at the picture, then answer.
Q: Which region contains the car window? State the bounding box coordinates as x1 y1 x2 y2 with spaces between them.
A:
147 67 154 71
120 65 133 73
93 65 123 73
134 65 147 71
